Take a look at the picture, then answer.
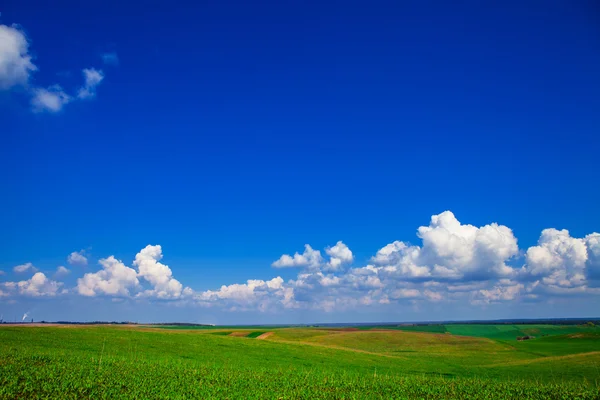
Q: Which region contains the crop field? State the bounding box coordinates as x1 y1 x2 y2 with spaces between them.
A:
0 324 599 399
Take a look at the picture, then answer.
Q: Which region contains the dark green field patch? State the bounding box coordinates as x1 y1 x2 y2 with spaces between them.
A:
246 331 267 338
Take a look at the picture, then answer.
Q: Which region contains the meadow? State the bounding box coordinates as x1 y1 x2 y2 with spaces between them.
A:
0 324 599 399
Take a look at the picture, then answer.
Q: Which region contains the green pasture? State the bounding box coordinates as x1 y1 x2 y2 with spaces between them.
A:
0 325 598 399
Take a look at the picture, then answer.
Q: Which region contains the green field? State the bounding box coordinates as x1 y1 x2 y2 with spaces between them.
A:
0 324 599 399
382 323 599 340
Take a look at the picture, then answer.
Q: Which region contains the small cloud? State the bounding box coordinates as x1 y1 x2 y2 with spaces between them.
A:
0 270 5 275
67 250 88 266
31 85 70 112
77 68 104 99
55 266 70 276
272 245 323 269
13 262 38 274
0 24 37 90
1 22 107 113
6 272 64 297
101 52 119 66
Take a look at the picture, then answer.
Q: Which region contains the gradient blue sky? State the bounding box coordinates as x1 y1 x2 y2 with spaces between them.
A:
1 1 599 324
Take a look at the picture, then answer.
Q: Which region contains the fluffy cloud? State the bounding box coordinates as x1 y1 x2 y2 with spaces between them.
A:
7 211 600 313
525 229 587 278
13 262 38 274
585 233 600 280
77 256 139 297
31 85 71 112
77 68 104 99
1 22 107 112
370 211 519 281
75 245 190 300
0 24 36 89
325 241 354 271
68 250 88 266
272 244 323 269
521 229 600 294
196 277 294 311
55 266 70 276
272 241 354 272
133 245 190 299
1 272 64 297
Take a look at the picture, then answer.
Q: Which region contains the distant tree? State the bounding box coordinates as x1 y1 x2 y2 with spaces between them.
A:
585 321 595 327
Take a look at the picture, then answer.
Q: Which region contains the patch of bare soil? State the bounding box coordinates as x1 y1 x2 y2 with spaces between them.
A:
256 332 274 340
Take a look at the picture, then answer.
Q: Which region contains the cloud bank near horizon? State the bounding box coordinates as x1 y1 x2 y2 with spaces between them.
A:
1 211 599 313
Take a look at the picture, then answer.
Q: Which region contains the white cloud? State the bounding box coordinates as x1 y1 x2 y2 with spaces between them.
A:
13 262 38 274
1 272 64 297
0 24 36 89
77 68 104 99
197 277 295 311
0 270 5 276
77 256 139 297
585 233 600 280
524 229 586 289
67 250 88 266
272 244 323 269
521 229 597 293
133 245 189 299
101 52 119 66
7 211 600 314
30 85 70 112
371 211 519 280
55 266 70 276
0 22 107 112
325 241 354 271
475 282 524 304
525 229 587 277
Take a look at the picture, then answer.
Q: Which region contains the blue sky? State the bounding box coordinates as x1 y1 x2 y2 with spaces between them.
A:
1 1 599 324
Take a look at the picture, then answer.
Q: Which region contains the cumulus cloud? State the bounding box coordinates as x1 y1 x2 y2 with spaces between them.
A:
325 241 354 271
133 245 189 299
1 272 64 297
520 229 599 294
0 24 36 89
272 244 323 269
55 266 70 276
76 68 104 99
13 262 38 274
77 256 139 297
197 211 598 312
68 250 88 266
370 211 519 281
585 233 600 281
7 211 600 314
196 277 295 311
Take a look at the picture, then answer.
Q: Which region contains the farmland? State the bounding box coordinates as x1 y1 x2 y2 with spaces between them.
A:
0 324 599 399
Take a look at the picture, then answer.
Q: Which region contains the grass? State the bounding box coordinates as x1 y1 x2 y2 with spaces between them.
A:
387 323 599 340
0 325 599 399
246 331 267 338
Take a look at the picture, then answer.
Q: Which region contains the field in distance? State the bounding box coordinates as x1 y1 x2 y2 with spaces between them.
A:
0 323 599 399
